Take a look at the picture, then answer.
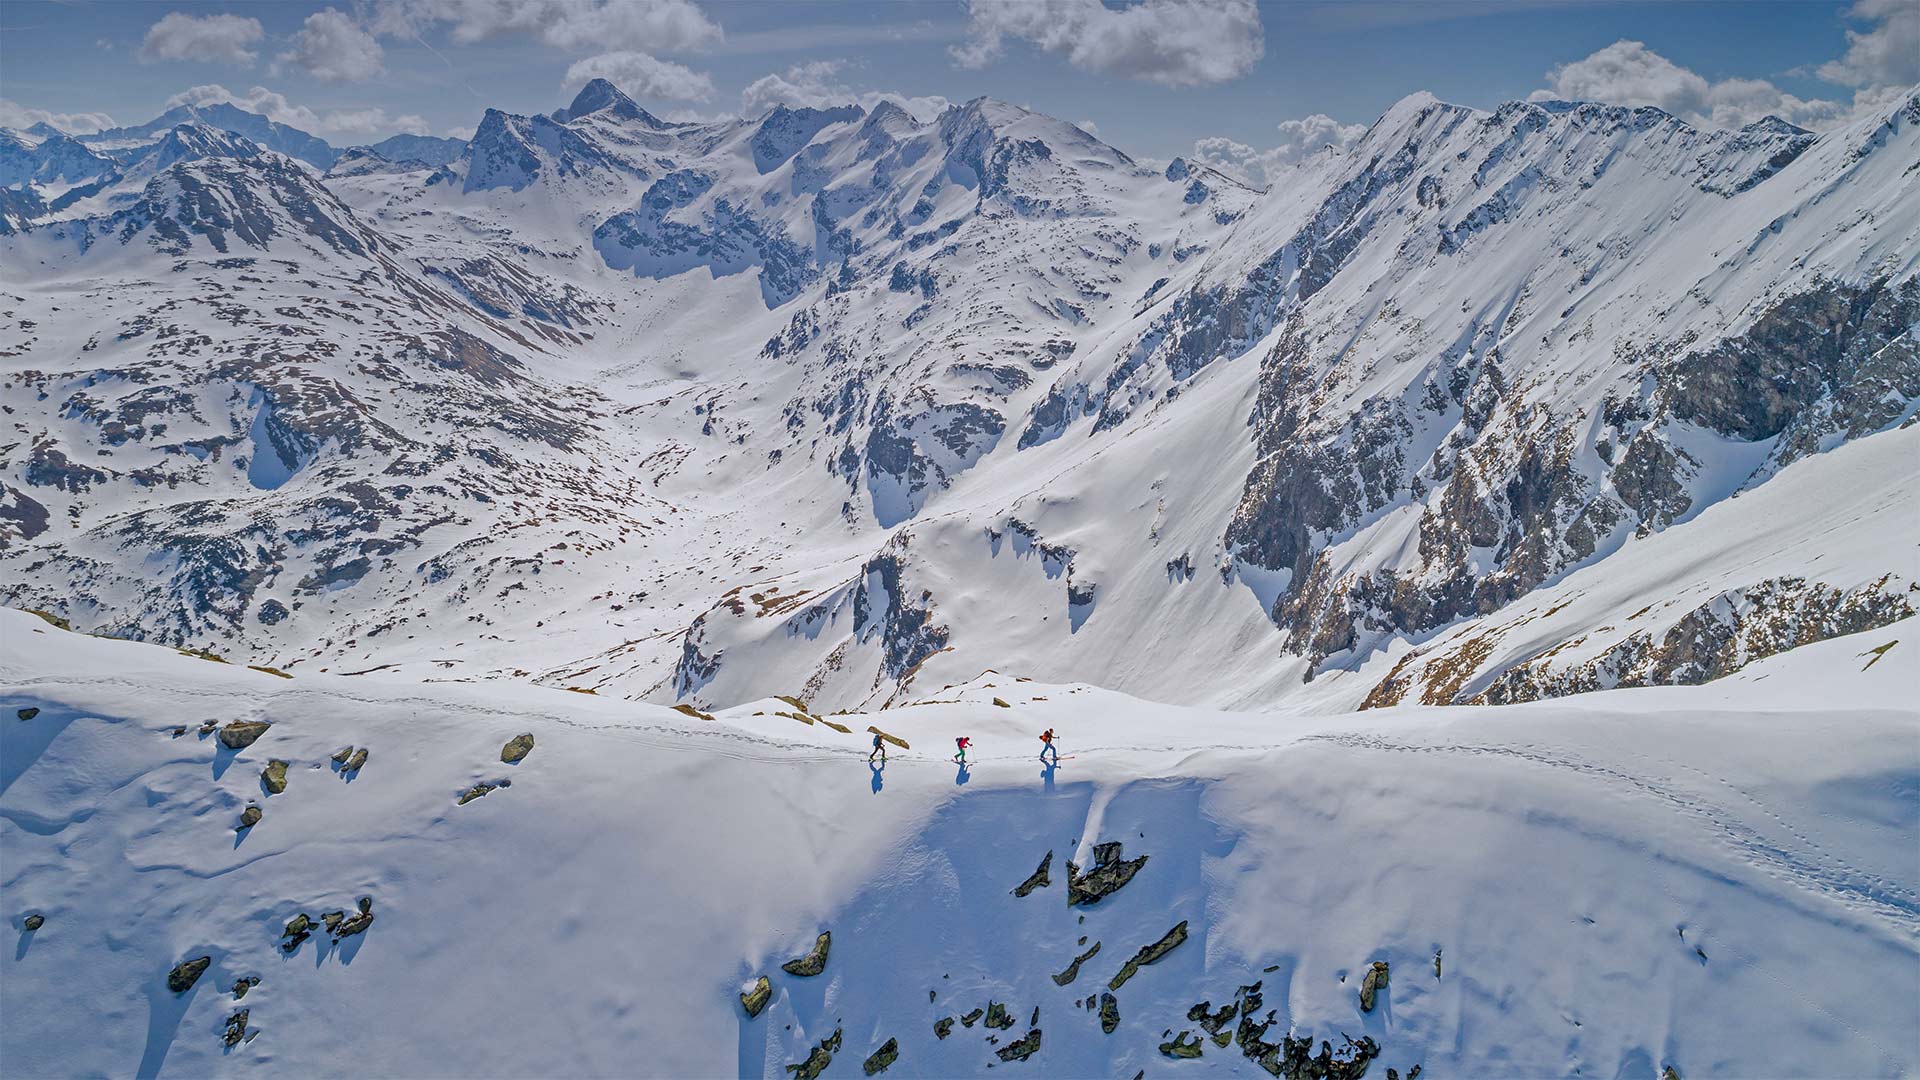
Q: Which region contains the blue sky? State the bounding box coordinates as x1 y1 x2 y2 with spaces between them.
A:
2 1 1913 182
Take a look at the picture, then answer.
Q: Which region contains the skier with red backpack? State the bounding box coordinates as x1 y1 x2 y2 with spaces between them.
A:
953 736 972 765
1038 727 1059 765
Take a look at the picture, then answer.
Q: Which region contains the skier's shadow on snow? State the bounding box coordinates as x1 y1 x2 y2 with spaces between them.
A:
870 761 885 795
1039 759 1057 792
954 761 970 786
135 963 204 1078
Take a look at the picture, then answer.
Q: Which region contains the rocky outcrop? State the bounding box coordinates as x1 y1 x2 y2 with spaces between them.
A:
934 1017 953 1040
280 914 314 952
218 720 271 749
500 733 535 764
1359 961 1389 1012
740 976 771 1018
1051 941 1101 986
1098 992 1119 1034
1067 842 1148 906
231 976 260 1000
1109 921 1188 990
862 1037 899 1075
237 805 262 831
167 955 211 993
222 1008 250 1048
1013 851 1052 897
782 931 831 977
785 1028 842 1080
997 1028 1042 1063
260 759 288 795
16 707 40 721
22 913 44 931
1160 1031 1204 1059
983 1000 1015 1030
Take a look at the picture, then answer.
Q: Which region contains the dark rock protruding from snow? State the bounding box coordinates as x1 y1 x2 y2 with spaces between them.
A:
862 1036 899 1075
996 1028 1042 1063
785 1027 842 1079
218 720 270 749
1014 851 1052 896
1051 941 1101 986
1359 960 1389 1011
781 931 831 977
167 956 210 993
500 733 535 764
1067 842 1148 906
1109 920 1188 990
1099 993 1119 1034
740 976 771 1018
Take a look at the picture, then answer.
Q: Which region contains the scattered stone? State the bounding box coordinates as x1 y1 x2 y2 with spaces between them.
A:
237 805 262 831
332 896 374 939
199 720 218 736
782 931 831 977
1434 950 1442 979
934 1017 954 1040
1662 1069 1681 1080
992 697 1010 708
1013 851 1053 897
1160 1031 1204 1059
929 990 937 1003
1188 999 1239 1035
671 703 716 722
1029 1006 1039 1026
1099 993 1119 1035
500 733 535 764
222 1008 249 1048
784 1028 841 1079
23 914 44 931
1263 964 1280 973
996 1029 1041 1063
218 720 272 750
167 956 211 993
321 911 345 934
16 707 40 721
862 1037 899 1075
232 976 260 1000
1110 920 1189 990
740 976 772 1018
1359 961 1389 1012
1211 1028 1234 1048
280 914 313 952
345 748 367 772
1068 842 1149 906
961 1008 984 1028
261 760 289 795
1078 936 1087 946
1262 1032 1381 1079
984 1001 1015 1030
1052 941 1102 986
457 782 496 805
332 747 354 766
172 726 187 738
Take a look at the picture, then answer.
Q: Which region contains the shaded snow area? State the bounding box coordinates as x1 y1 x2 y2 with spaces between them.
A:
4 607 1914 1077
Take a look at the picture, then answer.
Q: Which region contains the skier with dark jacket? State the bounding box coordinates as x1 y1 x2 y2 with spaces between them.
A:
953 736 971 765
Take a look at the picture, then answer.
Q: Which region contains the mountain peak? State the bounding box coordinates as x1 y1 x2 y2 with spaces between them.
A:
560 78 656 125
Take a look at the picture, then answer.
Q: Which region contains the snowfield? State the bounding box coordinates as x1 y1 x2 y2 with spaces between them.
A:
4 607 1914 1077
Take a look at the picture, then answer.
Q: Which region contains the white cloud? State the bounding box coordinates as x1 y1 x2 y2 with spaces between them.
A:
164 84 427 140
139 12 265 66
374 0 721 52
1818 0 1920 89
278 8 386 83
1076 119 1099 135
564 51 715 102
740 61 949 122
952 0 1262 87
445 125 476 141
1530 39 1849 129
0 99 116 135
1190 112 1364 187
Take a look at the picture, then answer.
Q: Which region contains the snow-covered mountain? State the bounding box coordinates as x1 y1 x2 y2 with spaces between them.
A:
1 80 1915 721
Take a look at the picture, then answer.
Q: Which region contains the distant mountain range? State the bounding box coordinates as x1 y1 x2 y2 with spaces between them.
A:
2 76 1914 717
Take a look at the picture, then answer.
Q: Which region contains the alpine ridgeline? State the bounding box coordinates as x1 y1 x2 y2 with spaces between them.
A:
3 80 1916 712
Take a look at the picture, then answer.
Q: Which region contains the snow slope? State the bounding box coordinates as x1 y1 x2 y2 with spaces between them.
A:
4 607 1914 1077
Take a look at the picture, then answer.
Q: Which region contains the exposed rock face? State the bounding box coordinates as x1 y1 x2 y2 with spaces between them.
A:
934 1017 953 1040
500 733 535 764
983 1000 1015 1030
167 955 211 993
997 1028 1043 1063
1188 999 1239 1035
740 976 771 1018
1110 921 1188 990
1051 941 1101 986
782 931 831 977
1067 842 1148 906
1359 961 1390 1012
222 1008 249 1047
1160 1031 1204 1059
785 1028 842 1080
217 720 271 749
1098 992 1119 1034
260 759 289 795
1013 851 1052 897
862 1037 899 1075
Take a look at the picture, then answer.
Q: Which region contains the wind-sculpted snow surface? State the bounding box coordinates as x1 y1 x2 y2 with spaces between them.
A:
2 609 1915 1077
0 81 1915 715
